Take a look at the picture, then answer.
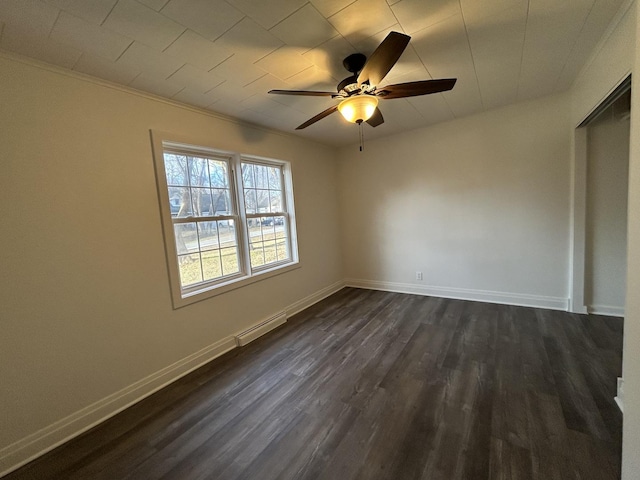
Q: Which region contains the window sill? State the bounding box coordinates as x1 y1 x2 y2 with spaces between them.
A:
172 261 301 309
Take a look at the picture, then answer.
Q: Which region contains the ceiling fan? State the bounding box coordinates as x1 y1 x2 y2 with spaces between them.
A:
268 31 457 131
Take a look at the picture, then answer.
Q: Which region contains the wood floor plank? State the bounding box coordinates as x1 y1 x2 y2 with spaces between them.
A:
4 288 623 480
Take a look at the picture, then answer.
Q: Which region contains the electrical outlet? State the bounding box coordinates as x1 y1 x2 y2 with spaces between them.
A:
416 271 423 281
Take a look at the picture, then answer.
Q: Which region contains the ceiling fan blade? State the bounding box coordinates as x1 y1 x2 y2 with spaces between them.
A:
357 31 411 87
376 78 457 99
296 105 339 130
269 89 336 97
366 107 384 127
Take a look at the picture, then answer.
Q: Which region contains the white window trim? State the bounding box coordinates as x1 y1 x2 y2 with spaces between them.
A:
150 130 300 308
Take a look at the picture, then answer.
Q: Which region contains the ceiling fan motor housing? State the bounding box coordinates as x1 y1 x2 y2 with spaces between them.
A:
343 53 367 73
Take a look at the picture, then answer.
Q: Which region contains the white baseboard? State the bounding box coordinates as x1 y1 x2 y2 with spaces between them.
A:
587 304 625 317
615 377 624 413
345 278 568 311
285 280 345 317
0 280 346 478
0 336 237 478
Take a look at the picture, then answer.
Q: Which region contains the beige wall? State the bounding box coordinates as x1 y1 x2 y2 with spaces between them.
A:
0 54 342 471
338 93 572 308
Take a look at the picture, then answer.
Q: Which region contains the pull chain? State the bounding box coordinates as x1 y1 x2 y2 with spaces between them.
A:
359 121 364 152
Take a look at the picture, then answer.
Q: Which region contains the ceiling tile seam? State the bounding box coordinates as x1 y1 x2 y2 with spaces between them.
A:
70 51 83 70
269 4 341 55
282 63 310 82
71 52 86 73
406 11 463 40
157 0 171 11
405 96 429 122
267 1 310 30
326 0 359 23
127 71 144 88
551 0 598 93
208 11 247 43
160 62 187 83
245 44 286 67
206 54 235 74
407 44 434 81
457 0 484 111
404 43 456 120
159 27 227 80
515 0 531 101
160 27 189 54
46 8 63 39
100 0 121 27
268 25 342 55
269 89 330 114
155 0 247 43
342 20 401 52
244 73 270 89
114 39 135 63
283 64 336 83
387 1 407 35
203 77 225 95
170 86 186 100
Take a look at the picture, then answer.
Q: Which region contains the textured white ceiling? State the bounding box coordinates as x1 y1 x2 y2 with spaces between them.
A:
0 0 625 146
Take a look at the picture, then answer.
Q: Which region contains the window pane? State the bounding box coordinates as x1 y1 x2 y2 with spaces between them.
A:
201 250 222 281
242 163 255 188
256 189 270 213
164 154 188 186
209 159 228 188
244 190 257 214
178 253 203 286
247 219 262 242
268 166 281 189
255 164 268 188
211 189 231 215
188 156 210 187
197 222 219 251
276 239 289 261
261 217 276 238
269 191 282 212
168 187 192 217
190 188 211 217
174 223 198 255
250 242 265 268
274 216 286 237
221 246 239 275
263 240 277 264
218 220 236 247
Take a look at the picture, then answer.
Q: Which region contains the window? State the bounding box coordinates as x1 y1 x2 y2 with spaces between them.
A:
151 132 299 307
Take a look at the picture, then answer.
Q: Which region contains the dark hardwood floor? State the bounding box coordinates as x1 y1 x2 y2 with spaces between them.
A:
5 288 623 479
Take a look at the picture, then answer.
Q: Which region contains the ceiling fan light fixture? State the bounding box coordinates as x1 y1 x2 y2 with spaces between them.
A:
338 95 379 123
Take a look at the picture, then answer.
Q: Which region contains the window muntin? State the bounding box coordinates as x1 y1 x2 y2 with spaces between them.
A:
152 133 299 307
